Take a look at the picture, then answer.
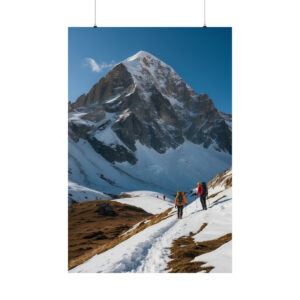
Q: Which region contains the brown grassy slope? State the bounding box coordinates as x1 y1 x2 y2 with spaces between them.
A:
69 199 174 270
167 223 232 273
68 200 151 270
208 167 232 190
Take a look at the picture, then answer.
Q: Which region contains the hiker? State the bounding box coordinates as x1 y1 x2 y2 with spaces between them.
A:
175 191 188 219
196 182 208 210
163 195 166 200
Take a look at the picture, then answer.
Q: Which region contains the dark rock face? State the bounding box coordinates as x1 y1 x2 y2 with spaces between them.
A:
88 137 137 165
110 86 184 154
68 101 74 112
112 112 143 151
209 120 232 154
150 87 179 126
68 121 91 142
69 51 231 164
73 64 135 108
82 107 106 123
184 105 231 153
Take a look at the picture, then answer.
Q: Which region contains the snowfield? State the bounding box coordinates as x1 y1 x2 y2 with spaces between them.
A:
114 191 173 214
68 181 111 204
69 132 231 203
69 170 232 273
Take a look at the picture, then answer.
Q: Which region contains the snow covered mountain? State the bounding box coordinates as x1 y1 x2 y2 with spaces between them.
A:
68 51 232 201
69 168 232 273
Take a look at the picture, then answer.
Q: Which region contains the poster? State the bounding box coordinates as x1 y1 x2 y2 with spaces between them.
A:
68 27 232 273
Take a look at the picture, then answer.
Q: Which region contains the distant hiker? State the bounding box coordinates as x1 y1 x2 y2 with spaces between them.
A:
175 191 188 219
163 195 166 201
196 182 208 210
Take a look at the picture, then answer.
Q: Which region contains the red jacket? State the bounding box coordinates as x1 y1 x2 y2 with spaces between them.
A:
196 184 203 196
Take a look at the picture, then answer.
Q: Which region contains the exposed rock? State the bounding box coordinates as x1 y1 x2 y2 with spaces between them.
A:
87 137 137 165
68 101 74 112
82 106 106 123
112 112 143 151
73 64 135 108
69 121 91 142
99 174 115 185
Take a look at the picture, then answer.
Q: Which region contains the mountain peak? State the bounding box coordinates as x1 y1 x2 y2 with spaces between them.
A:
122 50 169 72
121 50 188 100
125 50 158 62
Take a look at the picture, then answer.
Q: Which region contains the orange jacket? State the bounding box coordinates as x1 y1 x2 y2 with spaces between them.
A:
174 191 188 206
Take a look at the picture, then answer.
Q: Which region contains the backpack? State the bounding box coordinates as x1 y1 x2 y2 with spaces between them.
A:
201 182 208 195
177 192 183 203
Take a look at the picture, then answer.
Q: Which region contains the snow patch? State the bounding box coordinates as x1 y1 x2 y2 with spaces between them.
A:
193 241 232 273
68 181 111 204
105 94 121 104
114 192 173 214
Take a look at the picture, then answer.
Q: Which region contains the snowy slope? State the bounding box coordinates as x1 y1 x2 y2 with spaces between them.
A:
69 169 232 273
69 132 231 202
68 181 111 204
69 128 231 203
114 191 173 214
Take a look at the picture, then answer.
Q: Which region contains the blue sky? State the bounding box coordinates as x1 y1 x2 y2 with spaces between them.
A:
69 27 232 113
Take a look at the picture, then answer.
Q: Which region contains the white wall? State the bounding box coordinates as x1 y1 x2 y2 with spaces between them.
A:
0 0 299 300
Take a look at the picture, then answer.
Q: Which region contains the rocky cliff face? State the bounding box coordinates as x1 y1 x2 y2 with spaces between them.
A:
69 51 232 166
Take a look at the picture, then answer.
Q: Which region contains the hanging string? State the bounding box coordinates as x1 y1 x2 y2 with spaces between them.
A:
203 0 207 27
93 0 97 28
